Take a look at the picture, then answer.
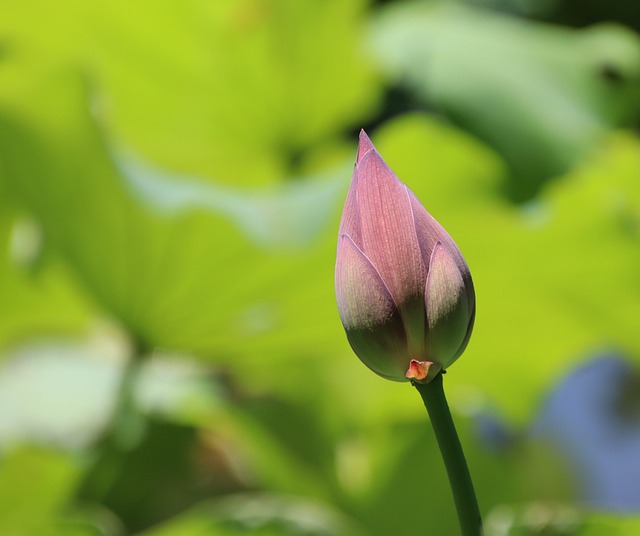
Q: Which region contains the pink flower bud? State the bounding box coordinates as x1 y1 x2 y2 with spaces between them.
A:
335 130 475 383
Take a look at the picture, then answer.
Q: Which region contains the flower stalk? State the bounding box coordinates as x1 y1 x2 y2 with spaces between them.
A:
413 372 482 536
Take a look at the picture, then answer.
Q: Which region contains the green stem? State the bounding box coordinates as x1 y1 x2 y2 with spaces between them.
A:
77 346 147 501
413 373 482 536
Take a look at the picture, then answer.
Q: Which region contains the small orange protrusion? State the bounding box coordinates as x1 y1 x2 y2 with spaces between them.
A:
405 360 433 381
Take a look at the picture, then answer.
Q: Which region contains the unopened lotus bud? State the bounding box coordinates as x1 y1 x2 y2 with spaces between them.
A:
335 130 475 383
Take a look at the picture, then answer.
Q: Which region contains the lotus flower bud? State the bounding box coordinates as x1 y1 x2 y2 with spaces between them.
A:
335 130 475 383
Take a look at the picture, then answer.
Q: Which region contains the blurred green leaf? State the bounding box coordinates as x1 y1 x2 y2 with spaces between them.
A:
0 205 93 352
0 70 349 368
483 505 640 535
0 0 379 186
193 398 338 503
84 420 211 531
0 337 122 449
580 514 640 535
135 494 366 536
369 1 640 199
0 446 82 536
0 336 222 452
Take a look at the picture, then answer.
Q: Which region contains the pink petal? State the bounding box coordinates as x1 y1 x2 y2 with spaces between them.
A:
335 234 409 381
336 130 378 248
356 129 376 164
355 150 427 353
424 242 471 367
337 169 362 247
408 188 475 317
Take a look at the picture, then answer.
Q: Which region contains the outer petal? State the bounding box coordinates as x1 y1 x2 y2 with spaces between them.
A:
355 150 427 354
450 305 476 364
337 170 362 247
336 130 377 248
356 129 376 164
424 242 471 367
408 187 475 318
335 234 409 381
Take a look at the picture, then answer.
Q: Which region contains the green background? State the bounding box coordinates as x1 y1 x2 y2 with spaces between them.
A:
1 0 640 534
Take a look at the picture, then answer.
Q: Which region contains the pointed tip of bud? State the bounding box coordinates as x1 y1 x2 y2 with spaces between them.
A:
405 360 434 382
356 129 376 164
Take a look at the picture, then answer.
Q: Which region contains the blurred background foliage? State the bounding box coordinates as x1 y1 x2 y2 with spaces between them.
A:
1 0 640 534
